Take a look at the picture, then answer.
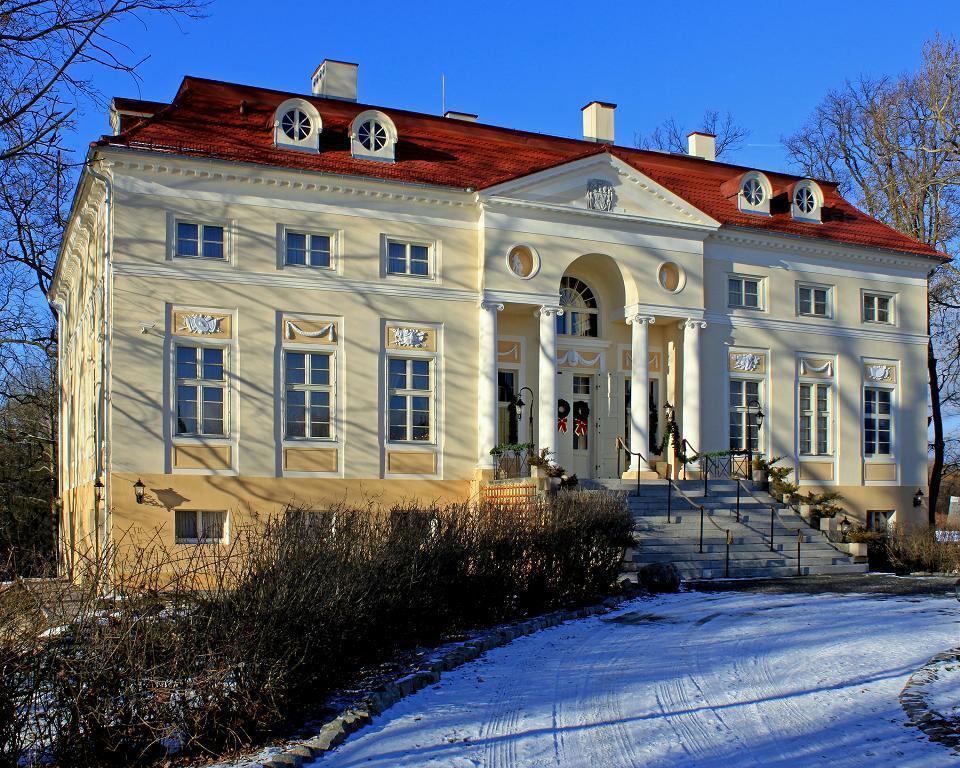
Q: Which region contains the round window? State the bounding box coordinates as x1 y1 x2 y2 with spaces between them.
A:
742 177 765 206
506 245 540 280
657 262 686 294
795 185 816 214
281 108 312 141
358 119 388 152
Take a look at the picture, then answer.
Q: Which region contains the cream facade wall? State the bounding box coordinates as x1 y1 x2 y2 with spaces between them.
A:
51 147 936 563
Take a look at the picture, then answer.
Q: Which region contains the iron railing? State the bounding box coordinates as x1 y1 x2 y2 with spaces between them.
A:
492 449 531 480
615 437 651 497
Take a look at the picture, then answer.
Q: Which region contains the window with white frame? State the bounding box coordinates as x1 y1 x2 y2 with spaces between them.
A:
557 276 599 336
285 230 333 269
386 240 431 277
863 293 893 324
863 387 892 457
175 344 226 436
729 378 763 451
175 221 225 259
175 510 228 544
866 510 895 531
497 369 518 444
728 276 762 310
799 382 831 455
388 357 432 442
284 350 333 439
798 284 832 318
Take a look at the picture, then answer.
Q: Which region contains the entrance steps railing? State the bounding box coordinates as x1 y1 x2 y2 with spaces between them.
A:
598 478 867 581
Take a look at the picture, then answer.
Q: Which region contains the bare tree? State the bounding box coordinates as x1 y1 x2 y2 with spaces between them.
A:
636 109 750 160
785 34 960 523
0 1 207 569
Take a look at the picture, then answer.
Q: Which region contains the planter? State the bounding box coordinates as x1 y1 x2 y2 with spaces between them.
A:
799 504 814 522
840 542 868 563
782 493 793 505
820 516 838 533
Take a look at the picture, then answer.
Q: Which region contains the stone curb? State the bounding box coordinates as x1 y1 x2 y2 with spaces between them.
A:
256 593 631 768
899 648 960 753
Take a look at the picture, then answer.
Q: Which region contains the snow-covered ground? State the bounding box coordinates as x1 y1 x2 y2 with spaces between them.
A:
310 590 960 767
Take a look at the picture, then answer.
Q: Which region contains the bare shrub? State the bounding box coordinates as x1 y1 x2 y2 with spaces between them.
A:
0 492 631 766
883 520 960 574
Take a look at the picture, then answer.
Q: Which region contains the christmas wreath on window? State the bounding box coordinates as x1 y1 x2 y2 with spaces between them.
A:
557 399 570 433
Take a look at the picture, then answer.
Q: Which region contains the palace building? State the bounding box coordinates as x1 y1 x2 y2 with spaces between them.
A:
51 60 943 562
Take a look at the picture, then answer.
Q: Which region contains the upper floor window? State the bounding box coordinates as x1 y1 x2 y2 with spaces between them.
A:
863 293 893 324
388 357 432 442
350 110 397 162
285 230 333 269
273 98 322 153
557 276 599 337
387 239 431 277
284 351 333 439
728 275 762 310
863 387 892 457
798 284 832 318
176 222 224 260
175 344 226 436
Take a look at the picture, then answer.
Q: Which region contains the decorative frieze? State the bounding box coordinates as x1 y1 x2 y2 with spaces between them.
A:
621 349 661 373
557 349 601 369
497 341 521 363
865 363 894 383
586 179 616 211
728 351 765 374
385 323 436 351
173 310 232 339
800 358 833 377
283 318 337 344
393 327 427 348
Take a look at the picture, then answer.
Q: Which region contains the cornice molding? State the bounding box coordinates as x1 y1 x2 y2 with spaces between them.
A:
112 262 480 303
711 228 937 274
703 310 928 346
623 302 705 321
483 288 561 307
106 150 475 211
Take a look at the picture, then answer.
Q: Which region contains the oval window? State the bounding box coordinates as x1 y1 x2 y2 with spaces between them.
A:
281 108 312 141
742 177 765 206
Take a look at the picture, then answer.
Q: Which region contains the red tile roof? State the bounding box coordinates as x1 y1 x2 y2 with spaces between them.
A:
97 77 944 261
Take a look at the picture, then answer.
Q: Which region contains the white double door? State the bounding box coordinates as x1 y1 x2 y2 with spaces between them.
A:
553 371 662 480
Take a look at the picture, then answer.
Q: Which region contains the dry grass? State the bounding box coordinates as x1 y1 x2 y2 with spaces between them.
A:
0 492 631 767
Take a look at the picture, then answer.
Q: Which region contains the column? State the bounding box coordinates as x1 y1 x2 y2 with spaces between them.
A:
680 318 707 466
477 301 503 468
537 306 561 457
627 315 655 471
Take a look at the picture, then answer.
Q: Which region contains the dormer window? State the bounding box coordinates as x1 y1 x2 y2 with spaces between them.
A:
737 172 772 215
791 180 823 223
274 99 322 153
350 110 397 162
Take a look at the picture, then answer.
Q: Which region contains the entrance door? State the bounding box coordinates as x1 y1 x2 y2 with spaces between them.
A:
556 371 595 479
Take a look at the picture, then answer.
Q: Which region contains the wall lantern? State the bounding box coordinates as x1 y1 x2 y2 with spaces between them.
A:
913 488 925 508
133 478 146 505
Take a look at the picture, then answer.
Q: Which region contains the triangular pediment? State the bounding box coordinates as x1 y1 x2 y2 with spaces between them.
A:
481 153 720 230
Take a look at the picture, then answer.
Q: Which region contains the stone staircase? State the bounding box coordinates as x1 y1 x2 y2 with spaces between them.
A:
599 478 867 581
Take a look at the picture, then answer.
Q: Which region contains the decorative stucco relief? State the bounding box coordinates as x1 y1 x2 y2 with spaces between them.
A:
866 364 892 382
732 353 761 372
586 179 616 211
393 327 428 348
285 320 336 342
558 349 601 368
800 359 833 377
180 314 221 335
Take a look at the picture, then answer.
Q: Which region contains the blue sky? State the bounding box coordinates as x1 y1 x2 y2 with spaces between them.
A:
69 0 960 172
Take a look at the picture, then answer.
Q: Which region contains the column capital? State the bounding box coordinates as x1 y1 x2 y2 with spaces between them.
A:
626 314 656 326
679 318 708 331
480 300 504 312
535 305 564 318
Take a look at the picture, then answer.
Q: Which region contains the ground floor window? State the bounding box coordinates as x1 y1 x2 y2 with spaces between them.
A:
388 357 432 442
729 378 762 451
799 383 831 456
863 387 892 456
175 510 228 544
866 510 895 531
497 369 518 444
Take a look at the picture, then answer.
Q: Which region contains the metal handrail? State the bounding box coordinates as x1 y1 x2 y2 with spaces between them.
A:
703 511 733 577
680 438 699 480
734 477 782 553
615 437 650 497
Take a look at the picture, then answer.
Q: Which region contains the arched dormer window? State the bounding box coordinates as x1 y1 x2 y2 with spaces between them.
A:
557 276 599 337
790 179 823 223
737 171 773 216
350 109 397 163
273 98 322 153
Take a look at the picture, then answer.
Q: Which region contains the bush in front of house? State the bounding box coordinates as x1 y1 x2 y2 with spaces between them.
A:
0 492 631 767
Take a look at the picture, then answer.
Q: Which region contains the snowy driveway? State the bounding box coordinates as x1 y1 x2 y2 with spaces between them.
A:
312 590 960 768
